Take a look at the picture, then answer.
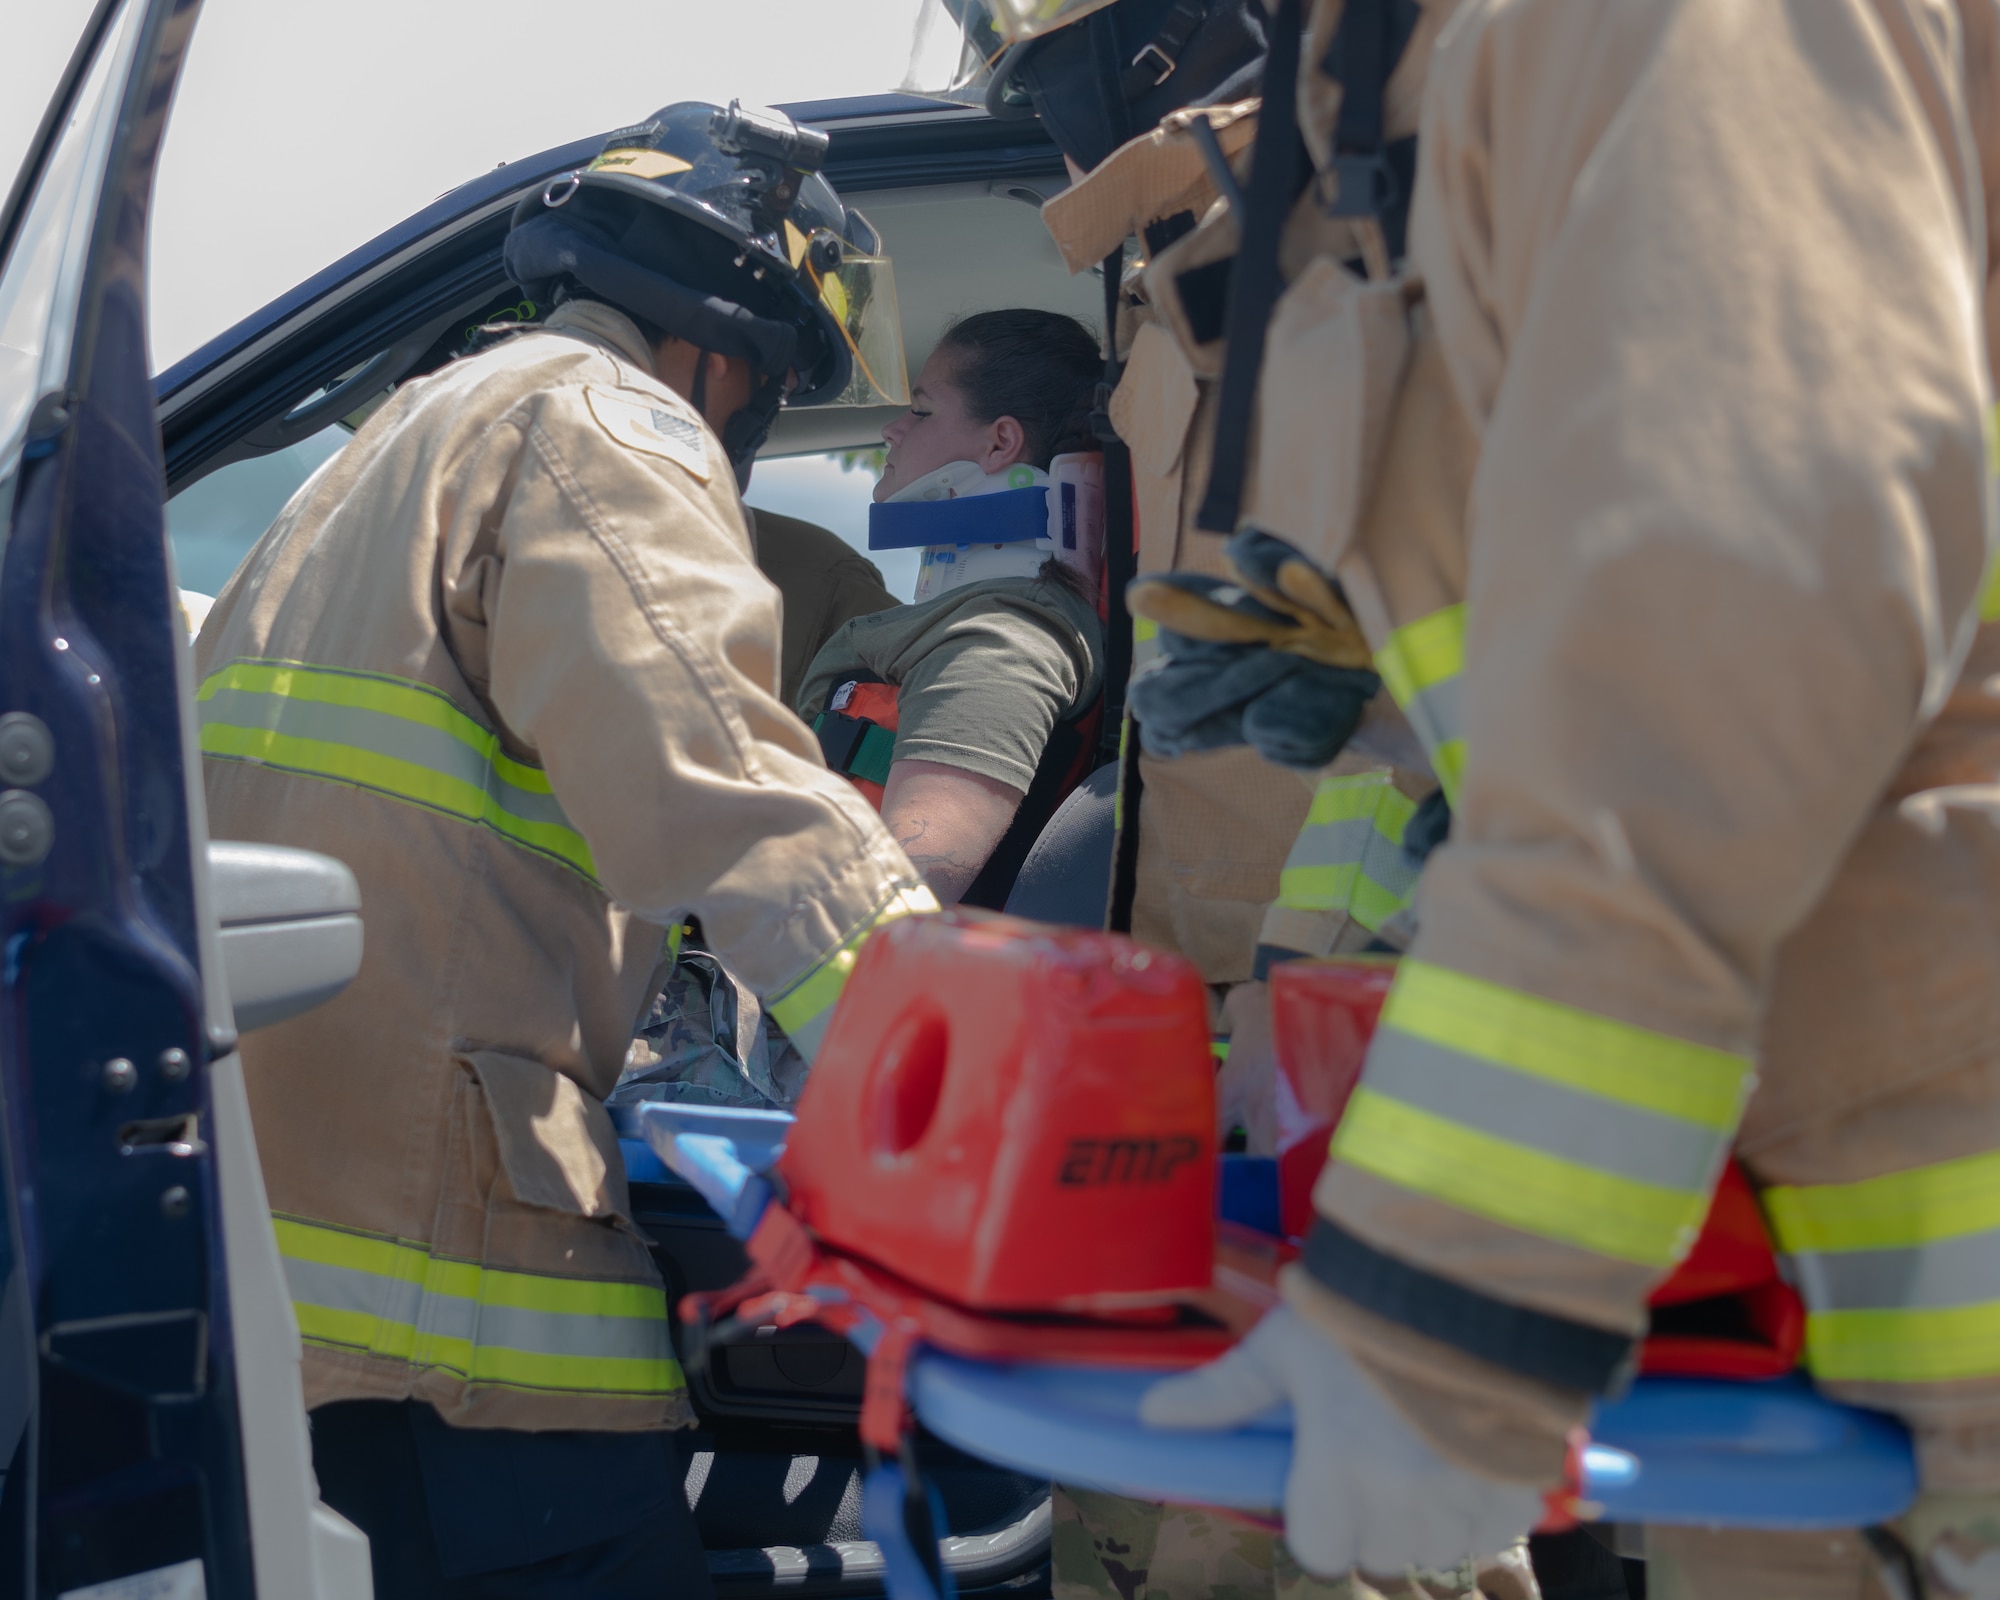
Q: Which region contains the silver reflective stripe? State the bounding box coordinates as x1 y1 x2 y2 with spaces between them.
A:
1400 676 1461 762
1789 1230 2000 1314
1366 1030 1723 1193
283 1255 672 1364
1358 832 1420 903
197 684 575 832
1278 813 1422 915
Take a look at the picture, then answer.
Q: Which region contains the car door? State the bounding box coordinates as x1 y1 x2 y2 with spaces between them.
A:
0 2 371 1596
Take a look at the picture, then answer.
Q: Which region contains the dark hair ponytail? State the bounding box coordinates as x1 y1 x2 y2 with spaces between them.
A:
934 309 1101 468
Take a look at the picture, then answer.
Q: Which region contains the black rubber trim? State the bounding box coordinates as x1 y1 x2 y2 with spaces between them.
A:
1094 244 1139 769
1106 713 1145 935
1301 1217 1636 1394
1251 942 1306 981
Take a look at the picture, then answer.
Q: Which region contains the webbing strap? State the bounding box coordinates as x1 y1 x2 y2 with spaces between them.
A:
1197 0 1421 533
1195 0 1304 534
1320 0 1421 251
1117 0 1209 98
814 711 898 788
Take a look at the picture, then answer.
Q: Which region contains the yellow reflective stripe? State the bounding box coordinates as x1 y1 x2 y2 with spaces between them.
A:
1333 1087 1705 1268
765 883 940 1059
273 1216 682 1399
1277 773 1420 929
1277 860 1415 930
1431 738 1466 798
1765 1151 2000 1384
290 1303 678 1397
198 659 597 880
1302 774 1411 828
1981 550 2000 624
1765 1148 2000 1253
1132 615 1162 672
275 1218 667 1317
1373 606 1466 803
1803 1303 2000 1384
1374 604 1464 706
1382 961 1750 1130
1278 861 1366 909
1113 714 1131 832
1210 1038 1231 1062
1349 870 1410 933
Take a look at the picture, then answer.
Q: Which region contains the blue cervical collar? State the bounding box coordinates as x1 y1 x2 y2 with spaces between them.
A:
867 486 1047 551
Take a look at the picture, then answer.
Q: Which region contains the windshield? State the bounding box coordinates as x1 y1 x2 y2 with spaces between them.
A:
139 0 937 374
0 0 150 499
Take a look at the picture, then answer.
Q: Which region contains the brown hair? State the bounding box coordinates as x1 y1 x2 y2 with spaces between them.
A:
934 308 1101 468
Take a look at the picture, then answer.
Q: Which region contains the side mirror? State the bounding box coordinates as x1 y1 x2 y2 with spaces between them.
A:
208 842 363 1032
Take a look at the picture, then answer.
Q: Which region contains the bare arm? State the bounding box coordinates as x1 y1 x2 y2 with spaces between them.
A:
880 758 1025 905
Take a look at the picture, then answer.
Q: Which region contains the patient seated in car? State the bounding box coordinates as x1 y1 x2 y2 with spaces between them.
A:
615 310 1106 1113
797 307 1107 907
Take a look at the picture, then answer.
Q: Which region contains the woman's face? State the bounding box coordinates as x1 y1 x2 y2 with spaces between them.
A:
874 347 1024 502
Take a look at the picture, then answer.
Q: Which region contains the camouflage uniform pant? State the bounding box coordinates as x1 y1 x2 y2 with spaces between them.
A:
1647 1492 2000 1600
1051 1489 1537 1600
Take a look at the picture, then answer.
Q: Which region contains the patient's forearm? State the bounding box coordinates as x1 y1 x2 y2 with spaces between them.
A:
880 759 1026 905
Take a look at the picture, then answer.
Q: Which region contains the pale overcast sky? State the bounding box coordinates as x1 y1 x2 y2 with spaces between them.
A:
12 0 931 373
10 0 935 597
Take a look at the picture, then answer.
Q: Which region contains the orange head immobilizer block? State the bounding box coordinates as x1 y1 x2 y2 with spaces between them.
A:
776 910 1217 1313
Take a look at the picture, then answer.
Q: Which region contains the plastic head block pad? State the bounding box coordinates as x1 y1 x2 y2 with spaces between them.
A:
1268 957 1394 1239
778 909 1216 1311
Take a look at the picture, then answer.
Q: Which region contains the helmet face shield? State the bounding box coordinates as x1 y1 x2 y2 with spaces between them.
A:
985 0 1121 41
508 102 911 410
802 242 911 408
902 0 1118 99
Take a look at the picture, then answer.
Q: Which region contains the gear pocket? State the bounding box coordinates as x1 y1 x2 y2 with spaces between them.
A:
1240 259 1414 576
443 1050 658 1281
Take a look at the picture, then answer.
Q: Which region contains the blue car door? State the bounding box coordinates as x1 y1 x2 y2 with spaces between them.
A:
0 0 261 1594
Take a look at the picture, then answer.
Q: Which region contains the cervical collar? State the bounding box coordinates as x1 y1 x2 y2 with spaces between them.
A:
868 456 1105 604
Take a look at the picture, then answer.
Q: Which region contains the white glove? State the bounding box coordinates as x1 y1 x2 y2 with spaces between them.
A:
1139 1305 1542 1579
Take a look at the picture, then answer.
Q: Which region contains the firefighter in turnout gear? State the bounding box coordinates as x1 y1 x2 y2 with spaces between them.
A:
1127 2 2000 1597
910 3 1518 1598
196 101 930 1598
923 0 2000 1594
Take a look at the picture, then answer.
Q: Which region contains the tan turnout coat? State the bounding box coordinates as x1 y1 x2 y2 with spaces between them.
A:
197 300 919 1431
1247 0 2000 1492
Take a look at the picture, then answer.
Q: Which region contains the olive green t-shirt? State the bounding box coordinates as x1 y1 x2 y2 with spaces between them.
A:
796 574 1105 792
747 506 898 707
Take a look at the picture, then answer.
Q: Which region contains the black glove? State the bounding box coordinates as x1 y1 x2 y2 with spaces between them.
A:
1400 786 1451 866
1125 577 1379 769
1124 533 1380 771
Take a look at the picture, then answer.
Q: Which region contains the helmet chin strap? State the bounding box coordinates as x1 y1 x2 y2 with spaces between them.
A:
684 348 783 490
690 347 711 415
720 371 790 490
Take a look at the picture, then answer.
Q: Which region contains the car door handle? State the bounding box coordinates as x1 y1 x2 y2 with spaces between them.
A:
208 840 363 1032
